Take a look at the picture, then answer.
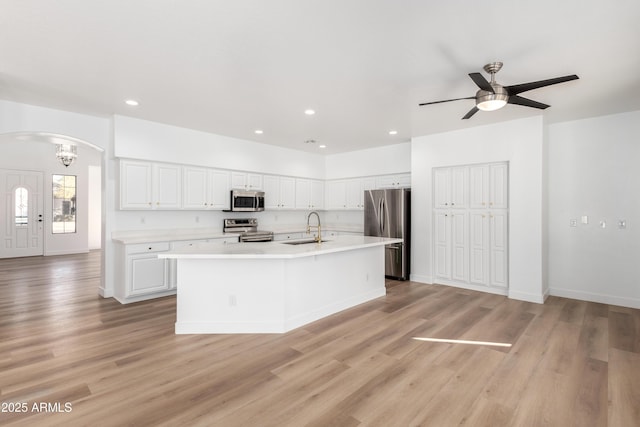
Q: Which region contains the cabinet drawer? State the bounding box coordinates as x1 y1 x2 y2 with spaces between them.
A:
126 242 170 254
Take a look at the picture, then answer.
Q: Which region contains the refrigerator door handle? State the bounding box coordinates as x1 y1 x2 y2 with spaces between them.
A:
381 198 386 235
378 198 383 235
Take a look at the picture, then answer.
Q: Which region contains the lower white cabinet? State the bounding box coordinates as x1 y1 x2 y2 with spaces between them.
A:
115 242 174 303
114 235 240 303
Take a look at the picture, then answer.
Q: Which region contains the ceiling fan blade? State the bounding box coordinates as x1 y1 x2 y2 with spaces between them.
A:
508 95 550 109
469 73 494 93
462 106 479 120
419 96 475 106
505 75 579 95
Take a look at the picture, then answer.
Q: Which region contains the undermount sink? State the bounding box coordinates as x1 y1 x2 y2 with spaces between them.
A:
282 239 327 245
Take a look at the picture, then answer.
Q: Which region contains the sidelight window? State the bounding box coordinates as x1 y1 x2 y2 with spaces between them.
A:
52 175 76 234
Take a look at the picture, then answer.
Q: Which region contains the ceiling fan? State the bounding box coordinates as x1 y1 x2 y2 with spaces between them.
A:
419 62 579 119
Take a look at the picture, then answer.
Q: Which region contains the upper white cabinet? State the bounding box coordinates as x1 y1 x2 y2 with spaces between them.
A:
263 175 295 209
326 177 375 210
376 173 411 189
295 179 324 210
120 160 182 210
231 172 263 190
182 167 230 210
434 166 468 209
470 163 508 209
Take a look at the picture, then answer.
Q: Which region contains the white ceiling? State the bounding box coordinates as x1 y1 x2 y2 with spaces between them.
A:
1 1 639 154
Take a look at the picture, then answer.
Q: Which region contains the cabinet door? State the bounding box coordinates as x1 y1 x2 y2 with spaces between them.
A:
450 167 468 208
490 211 508 288
263 175 281 209
210 170 230 210
310 180 324 210
433 211 451 280
450 211 469 282
469 211 489 285
129 254 170 296
490 163 508 209
183 167 209 209
279 177 296 209
433 168 450 208
120 160 152 209
153 163 182 209
326 180 347 210
469 165 489 209
295 179 311 209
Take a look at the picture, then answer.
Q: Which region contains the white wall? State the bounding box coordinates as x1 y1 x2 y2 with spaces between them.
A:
547 111 640 308
114 115 326 179
325 142 411 179
411 116 545 303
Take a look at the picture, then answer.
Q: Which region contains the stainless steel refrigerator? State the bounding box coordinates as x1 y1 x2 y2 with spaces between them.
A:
364 188 410 280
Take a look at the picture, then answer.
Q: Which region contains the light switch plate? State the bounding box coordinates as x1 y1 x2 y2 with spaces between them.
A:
581 215 589 224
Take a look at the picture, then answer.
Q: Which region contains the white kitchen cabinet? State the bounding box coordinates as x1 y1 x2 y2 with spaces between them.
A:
433 161 508 293
469 210 508 289
434 167 468 209
347 177 375 209
295 179 324 210
114 242 173 302
231 171 263 190
182 167 230 210
434 210 469 282
325 180 346 210
120 160 182 210
470 163 508 209
376 173 411 188
326 178 374 210
263 175 295 209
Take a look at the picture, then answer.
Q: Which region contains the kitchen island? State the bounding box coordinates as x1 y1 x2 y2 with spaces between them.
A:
159 235 402 334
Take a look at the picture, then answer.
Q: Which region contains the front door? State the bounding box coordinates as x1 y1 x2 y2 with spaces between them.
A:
0 169 44 258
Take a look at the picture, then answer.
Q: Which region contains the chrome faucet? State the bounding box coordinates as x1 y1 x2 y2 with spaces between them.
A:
306 211 322 243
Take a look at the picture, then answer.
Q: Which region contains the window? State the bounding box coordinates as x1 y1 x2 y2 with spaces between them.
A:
52 175 76 234
15 187 28 226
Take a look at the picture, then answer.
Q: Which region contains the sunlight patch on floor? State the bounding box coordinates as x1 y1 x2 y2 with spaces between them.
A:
412 337 512 348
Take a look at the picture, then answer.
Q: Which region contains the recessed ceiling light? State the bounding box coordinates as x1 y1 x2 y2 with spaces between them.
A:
304 109 316 116
388 130 398 135
319 144 327 149
254 129 263 134
125 99 139 106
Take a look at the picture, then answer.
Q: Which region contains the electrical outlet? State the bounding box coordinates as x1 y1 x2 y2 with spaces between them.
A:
569 219 577 227
229 295 237 306
618 220 627 229
599 220 606 229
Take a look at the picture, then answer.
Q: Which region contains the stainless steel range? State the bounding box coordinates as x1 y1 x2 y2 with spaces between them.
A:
223 218 274 242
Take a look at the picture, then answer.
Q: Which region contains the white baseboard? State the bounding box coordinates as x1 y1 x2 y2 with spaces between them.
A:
44 248 89 256
550 287 640 309
409 274 432 284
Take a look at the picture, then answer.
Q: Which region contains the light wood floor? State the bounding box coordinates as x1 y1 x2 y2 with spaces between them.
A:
1 252 638 426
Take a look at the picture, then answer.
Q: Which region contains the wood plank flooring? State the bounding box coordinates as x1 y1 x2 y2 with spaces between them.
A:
1 252 639 426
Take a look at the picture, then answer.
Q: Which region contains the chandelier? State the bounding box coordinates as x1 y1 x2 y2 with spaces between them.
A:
56 144 77 167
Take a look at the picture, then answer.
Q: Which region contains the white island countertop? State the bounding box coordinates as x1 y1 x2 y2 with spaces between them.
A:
158 235 402 260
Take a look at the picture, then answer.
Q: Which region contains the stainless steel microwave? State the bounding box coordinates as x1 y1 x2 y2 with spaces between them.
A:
230 189 265 212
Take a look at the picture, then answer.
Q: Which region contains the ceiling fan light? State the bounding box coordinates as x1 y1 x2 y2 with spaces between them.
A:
477 98 507 111
476 86 509 112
